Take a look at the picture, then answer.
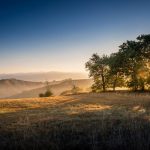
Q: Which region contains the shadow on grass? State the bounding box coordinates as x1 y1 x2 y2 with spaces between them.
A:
0 106 150 150
1 93 150 150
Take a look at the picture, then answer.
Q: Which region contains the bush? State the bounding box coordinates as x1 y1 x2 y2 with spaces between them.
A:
39 93 44 97
39 90 53 97
44 90 53 97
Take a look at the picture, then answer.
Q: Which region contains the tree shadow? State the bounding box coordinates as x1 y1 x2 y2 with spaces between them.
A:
0 104 150 150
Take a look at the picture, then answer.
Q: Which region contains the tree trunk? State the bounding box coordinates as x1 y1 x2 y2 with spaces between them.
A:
132 66 138 91
140 81 145 91
113 83 116 91
101 74 106 92
113 76 117 91
141 84 145 91
100 67 106 92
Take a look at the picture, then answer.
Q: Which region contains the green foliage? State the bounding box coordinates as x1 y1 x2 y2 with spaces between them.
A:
91 80 102 92
137 34 150 59
86 34 150 92
107 53 125 91
147 76 150 90
85 54 109 92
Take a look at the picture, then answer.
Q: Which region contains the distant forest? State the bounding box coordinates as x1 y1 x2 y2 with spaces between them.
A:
86 34 150 92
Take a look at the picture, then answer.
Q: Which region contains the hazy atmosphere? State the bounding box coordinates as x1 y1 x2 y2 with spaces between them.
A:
0 1 150 150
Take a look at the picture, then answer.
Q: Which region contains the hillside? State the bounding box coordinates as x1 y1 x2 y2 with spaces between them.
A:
0 71 88 82
10 79 93 98
0 93 150 150
0 79 45 98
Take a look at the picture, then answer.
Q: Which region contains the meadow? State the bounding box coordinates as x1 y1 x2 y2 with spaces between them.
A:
0 93 150 150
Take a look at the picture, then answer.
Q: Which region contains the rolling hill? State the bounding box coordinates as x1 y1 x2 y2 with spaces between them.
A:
0 79 45 98
9 79 93 98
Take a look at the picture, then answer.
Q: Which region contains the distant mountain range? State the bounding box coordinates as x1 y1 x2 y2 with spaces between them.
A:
0 71 88 82
0 78 92 99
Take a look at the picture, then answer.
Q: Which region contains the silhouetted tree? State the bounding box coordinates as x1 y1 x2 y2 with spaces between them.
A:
85 54 109 92
71 85 81 94
85 34 150 92
39 81 53 97
107 53 125 91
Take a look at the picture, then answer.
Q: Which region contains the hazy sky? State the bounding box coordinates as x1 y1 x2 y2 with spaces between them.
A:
0 0 150 73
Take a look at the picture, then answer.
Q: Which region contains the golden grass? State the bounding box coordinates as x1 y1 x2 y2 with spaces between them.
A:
0 93 149 127
0 93 150 150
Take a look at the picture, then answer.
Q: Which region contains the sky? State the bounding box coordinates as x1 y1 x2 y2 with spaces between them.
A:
0 0 150 74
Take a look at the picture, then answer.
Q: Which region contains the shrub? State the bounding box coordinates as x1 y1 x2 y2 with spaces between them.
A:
39 90 53 97
39 93 44 97
44 90 53 97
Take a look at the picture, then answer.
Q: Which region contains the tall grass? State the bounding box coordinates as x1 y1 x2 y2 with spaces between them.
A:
0 93 150 150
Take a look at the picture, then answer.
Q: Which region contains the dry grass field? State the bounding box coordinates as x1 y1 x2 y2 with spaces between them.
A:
0 93 150 150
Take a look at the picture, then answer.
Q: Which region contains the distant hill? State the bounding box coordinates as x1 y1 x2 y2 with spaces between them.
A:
9 79 93 98
0 71 88 82
0 79 45 98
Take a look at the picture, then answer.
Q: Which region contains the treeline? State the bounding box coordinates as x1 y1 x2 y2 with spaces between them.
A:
85 34 150 92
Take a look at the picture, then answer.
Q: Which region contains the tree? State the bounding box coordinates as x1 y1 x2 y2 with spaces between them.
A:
137 34 150 90
147 76 150 90
118 37 150 91
137 34 150 59
85 54 109 92
118 41 143 91
108 53 125 91
71 85 81 94
39 81 53 97
85 34 150 92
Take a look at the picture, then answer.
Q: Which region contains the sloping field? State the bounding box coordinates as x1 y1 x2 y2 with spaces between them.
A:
10 79 93 98
0 93 150 150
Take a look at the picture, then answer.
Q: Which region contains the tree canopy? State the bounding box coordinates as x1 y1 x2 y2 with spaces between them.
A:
85 34 150 92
